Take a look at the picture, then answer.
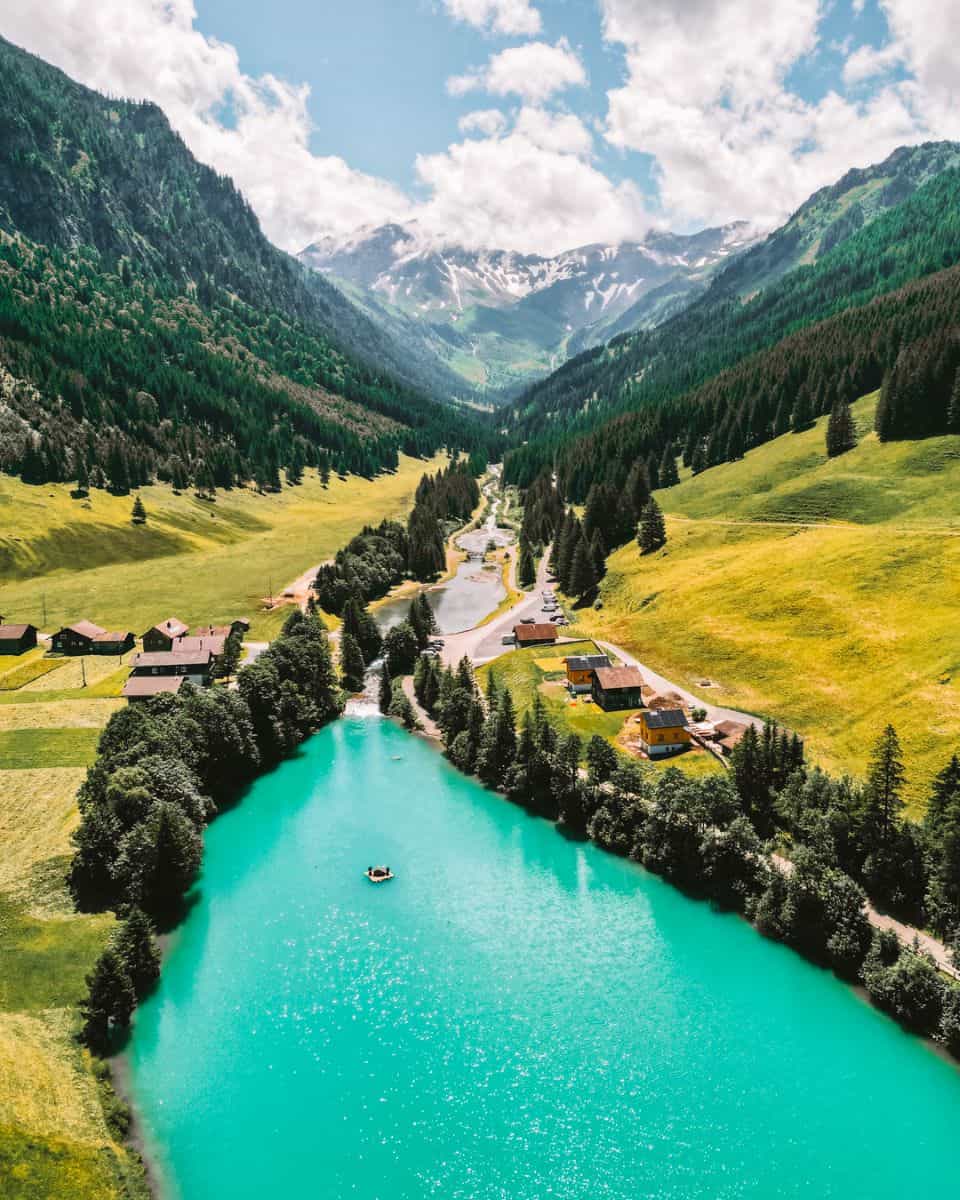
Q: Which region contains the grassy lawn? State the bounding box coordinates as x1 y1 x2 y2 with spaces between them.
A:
0 729 100 771
0 651 70 692
0 454 444 641
572 394 960 813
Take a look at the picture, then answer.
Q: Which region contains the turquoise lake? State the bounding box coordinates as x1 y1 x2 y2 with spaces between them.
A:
127 712 960 1199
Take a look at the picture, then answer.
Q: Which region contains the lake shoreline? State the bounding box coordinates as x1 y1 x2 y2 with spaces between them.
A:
122 714 960 1198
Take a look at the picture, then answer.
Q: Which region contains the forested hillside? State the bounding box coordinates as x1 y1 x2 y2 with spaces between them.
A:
504 151 960 496
0 36 491 490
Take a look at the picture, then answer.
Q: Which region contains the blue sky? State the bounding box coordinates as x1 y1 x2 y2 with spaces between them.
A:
191 0 896 200
5 0 958 254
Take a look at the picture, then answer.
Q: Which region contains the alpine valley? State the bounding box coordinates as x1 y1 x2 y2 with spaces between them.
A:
7 20 960 1200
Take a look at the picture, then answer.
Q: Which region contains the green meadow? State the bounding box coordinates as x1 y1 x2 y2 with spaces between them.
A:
573 394 960 813
0 454 444 642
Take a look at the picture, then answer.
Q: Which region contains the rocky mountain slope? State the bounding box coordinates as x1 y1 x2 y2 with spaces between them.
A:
300 222 758 398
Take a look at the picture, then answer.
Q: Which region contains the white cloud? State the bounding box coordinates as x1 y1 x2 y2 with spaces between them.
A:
0 0 411 252
512 107 595 157
843 41 903 85
458 108 508 136
448 39 587 104
598 0 957 230
442 0 541 36
413 111 647 255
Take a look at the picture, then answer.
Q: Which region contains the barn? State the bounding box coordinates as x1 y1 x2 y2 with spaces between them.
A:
0 623 38 655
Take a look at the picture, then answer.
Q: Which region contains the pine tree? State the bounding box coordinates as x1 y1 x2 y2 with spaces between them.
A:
517 540 535 588
826 399 857 457
131 496 147 525
342 594 382 663
724 420 745 461
75 457 90 497
113 908 161 999
568 533 597 598
589 529 607 581
645 452 661 492
791 391 813 433
947 368 960 433
81 947 136 1050
340 631 366 692
658 445 680 487
862 724 906 851
772 397 791 437
637 498 666 555
477 688 517 787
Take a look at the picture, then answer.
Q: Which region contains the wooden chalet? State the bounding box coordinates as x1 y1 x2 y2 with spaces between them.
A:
127 648 214 687
51 622 134 656
591 665 645 711
513 623 558 647
636 708 691 757
0 623 38 655
143 617 190 653
563 653 611 694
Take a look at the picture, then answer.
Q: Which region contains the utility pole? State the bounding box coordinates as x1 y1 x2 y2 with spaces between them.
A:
80 657 87 688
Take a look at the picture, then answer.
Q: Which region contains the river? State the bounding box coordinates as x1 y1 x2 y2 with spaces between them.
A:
126 710 960 1199
375 477 513 635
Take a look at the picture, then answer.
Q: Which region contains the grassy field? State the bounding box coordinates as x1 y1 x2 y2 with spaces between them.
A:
0 454 444 641
0 458 446 1194
478 639 722 778
571 394 960 813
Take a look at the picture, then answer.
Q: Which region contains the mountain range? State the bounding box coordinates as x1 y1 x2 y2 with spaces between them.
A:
299 222 758 398
0 34 493 491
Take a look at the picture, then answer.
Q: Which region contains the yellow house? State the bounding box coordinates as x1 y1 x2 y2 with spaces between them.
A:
636 709 691 757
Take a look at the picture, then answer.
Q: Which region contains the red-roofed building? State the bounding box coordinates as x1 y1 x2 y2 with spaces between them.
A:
513 623 558 647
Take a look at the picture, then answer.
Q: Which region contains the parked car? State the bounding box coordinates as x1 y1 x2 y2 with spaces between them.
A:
520 617 536 624
501 634 515 646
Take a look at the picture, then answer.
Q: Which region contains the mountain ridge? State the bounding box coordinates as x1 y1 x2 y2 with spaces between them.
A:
299 221 759 397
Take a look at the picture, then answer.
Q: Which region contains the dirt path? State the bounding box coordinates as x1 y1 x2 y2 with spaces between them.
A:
772 854 959 981
401 675 442 742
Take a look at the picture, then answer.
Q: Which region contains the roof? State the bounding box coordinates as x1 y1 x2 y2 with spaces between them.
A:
93 631 133 643
564 655 611 672
132 650 213 669
514 623 557 642
643 708 689 730
147 617 189 638
192 626 232 639
174 635 226 655
122 675 187 698
594 666 645 691
714 719 748 737
63 620 106 639
0 623 34 638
